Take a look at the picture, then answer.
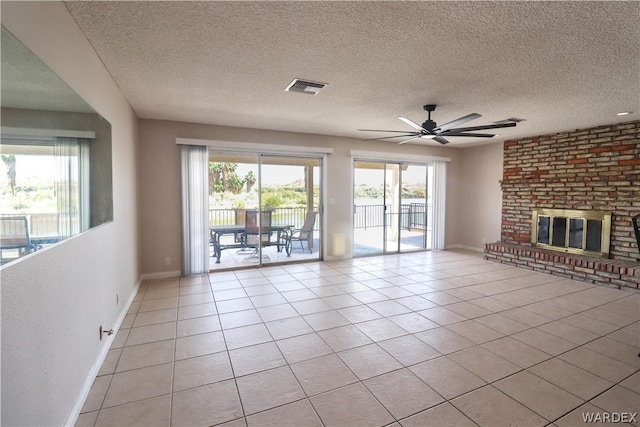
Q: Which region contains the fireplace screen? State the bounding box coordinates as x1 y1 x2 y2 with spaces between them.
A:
532 209 611 257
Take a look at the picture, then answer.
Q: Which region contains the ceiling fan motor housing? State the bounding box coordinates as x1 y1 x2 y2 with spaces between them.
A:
422 120 437 131
422 104 438 131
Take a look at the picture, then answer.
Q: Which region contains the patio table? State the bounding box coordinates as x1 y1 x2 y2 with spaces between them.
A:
209 224 294 263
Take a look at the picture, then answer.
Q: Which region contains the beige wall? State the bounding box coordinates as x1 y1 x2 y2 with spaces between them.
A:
1 2 139 426
457 142 504 250
139 119 463 275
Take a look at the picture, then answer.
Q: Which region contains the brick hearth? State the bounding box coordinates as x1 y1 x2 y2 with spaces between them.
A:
485 242 639 289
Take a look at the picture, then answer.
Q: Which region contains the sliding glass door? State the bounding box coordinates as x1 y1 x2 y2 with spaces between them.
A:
353 161 386 255
208 151 322 270
353 160 431 257
400 164 430 251
260 155 322 265
208 153 260 268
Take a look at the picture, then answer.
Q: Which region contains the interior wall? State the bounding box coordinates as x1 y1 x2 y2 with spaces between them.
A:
457 142 504 250
138 119 462 275
0 2 139 426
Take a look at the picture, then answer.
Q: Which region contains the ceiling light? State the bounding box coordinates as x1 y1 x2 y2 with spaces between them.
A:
616 111 632 116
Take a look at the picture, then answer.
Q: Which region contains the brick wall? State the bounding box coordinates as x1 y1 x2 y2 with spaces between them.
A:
500 120 640 262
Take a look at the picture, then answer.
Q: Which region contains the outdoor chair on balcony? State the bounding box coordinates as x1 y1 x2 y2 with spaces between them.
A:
289 211 317 254
0 216 38 264
29 213 60 245
242 210 273 259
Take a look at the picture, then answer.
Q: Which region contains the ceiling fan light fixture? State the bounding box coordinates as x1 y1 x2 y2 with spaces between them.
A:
616 111 632 116
422 135 436 139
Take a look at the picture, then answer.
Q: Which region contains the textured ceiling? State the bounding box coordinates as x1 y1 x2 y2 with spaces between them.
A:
64 1 639 146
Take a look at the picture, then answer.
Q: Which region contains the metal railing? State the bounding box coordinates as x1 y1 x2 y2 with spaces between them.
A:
0 212 64 244
403 203 428 230
354 205 386 230
209 209 237 226
211 204 429 232
209 207 318 230
354 203 429 230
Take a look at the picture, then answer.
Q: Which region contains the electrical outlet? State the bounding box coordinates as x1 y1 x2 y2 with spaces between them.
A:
164 257 171 265
99 325 114 340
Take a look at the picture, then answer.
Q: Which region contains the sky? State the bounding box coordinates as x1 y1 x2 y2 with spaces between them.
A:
235 163 320 186
0 155 55 186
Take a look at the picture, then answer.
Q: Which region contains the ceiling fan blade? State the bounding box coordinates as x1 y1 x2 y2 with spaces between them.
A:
433 136 451 145
398 116 427 132
358 129 420 133
363 134 420 141
434 113 481 132
441 122 517 133
442 132 496 138
397 135 424 145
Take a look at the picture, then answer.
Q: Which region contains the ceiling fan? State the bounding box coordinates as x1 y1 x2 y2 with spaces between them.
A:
359 104 518 145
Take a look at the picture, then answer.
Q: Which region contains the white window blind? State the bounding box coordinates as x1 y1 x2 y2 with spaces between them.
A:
180 145 209 275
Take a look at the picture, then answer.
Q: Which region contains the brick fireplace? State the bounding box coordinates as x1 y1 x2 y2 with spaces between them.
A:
485 120 640 288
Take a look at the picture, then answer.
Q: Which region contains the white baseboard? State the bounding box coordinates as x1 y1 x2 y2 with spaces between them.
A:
140 270 181 280
64 279 142 426
323 253 354 262
447 244 484 253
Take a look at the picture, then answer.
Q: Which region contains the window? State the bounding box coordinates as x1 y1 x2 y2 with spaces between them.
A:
0 132 92 264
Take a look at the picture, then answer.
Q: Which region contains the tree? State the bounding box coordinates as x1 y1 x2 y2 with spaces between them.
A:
245 170 256 192
228 174 244 195
209 162 222 191
1 155 16 195
261 193 283 209
208 162 246 195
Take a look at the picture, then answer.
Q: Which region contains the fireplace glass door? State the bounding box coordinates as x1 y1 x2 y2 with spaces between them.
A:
537 216 550 244
586 220 603 252
568 219 584 249
531 208 611 257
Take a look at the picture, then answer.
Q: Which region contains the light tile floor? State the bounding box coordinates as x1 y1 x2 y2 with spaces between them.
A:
76 250 640 427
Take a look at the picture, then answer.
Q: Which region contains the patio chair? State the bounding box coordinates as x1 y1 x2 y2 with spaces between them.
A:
29 213 60 245
633 214 640 262
289 211 317 253
1 216 37 263
243 210 273 258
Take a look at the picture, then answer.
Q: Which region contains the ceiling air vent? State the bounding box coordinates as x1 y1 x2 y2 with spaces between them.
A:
285 79 327 95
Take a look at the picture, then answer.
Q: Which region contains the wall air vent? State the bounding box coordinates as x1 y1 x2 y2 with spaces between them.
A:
285 79 327 95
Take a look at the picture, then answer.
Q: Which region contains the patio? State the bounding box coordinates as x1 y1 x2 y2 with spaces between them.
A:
209 232 321 271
